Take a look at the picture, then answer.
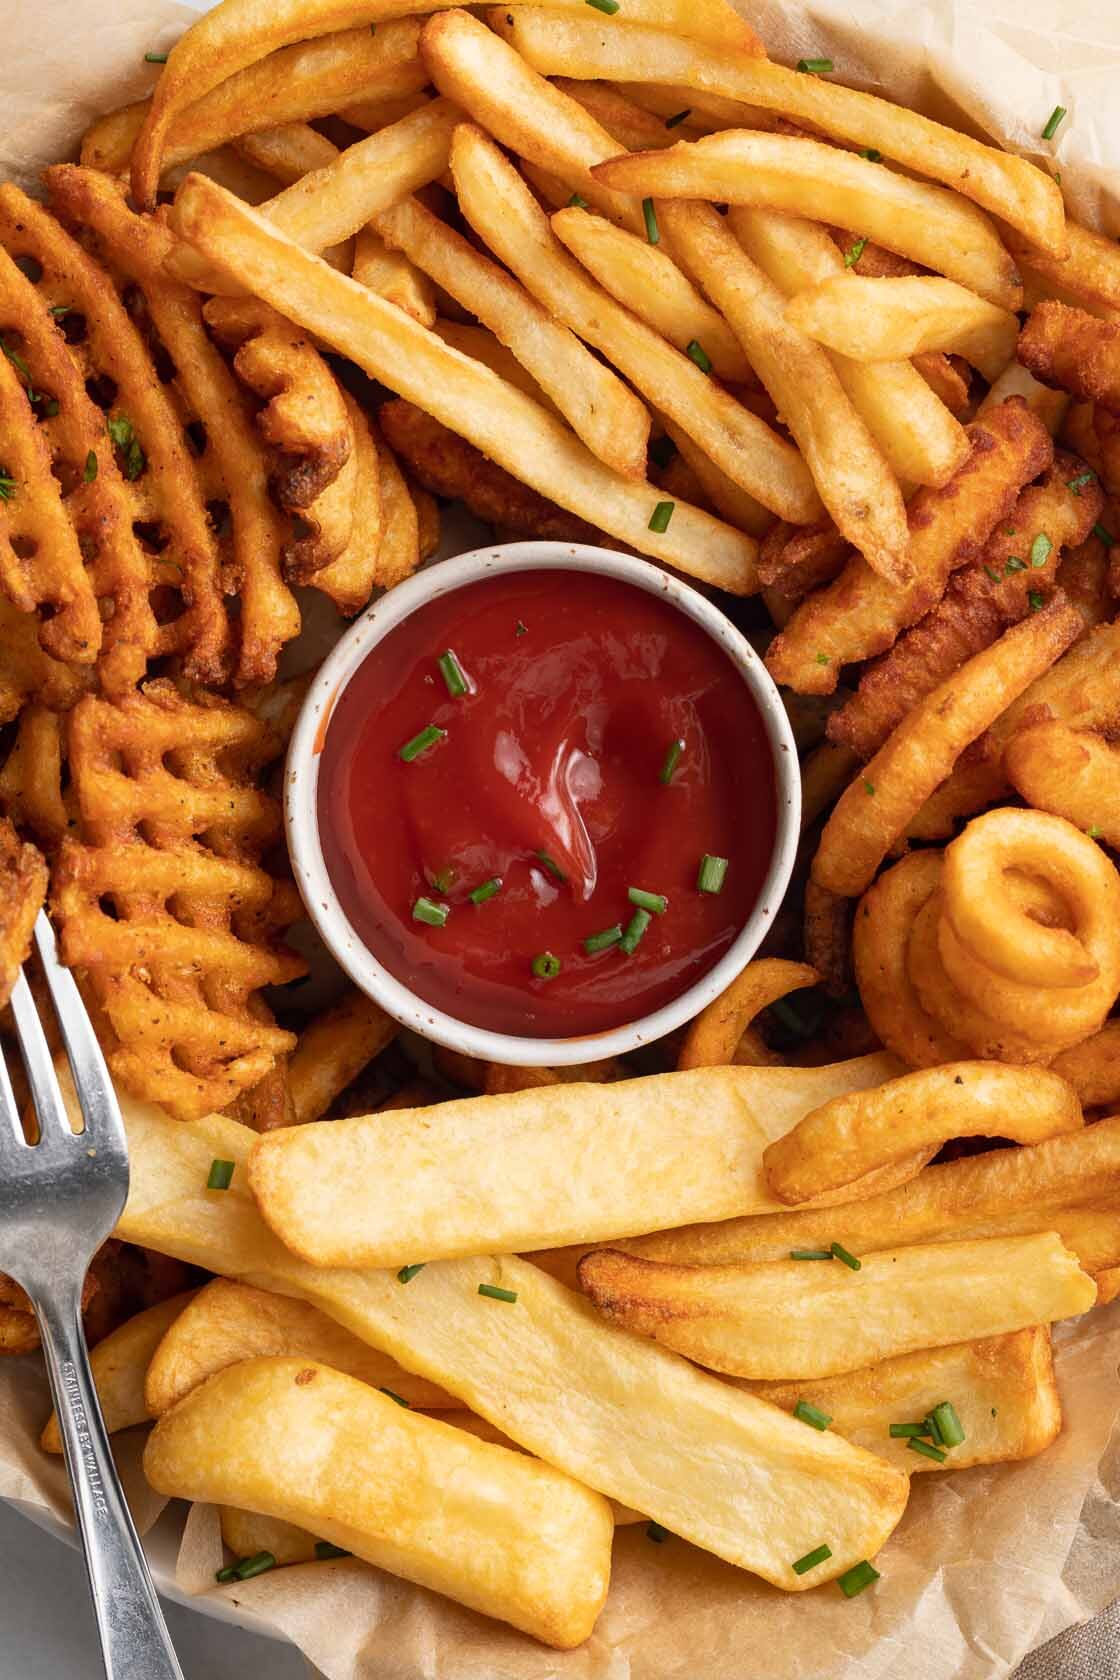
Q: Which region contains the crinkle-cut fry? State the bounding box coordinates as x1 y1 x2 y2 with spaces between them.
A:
0 704 71 847
351 228 436 326
757 520 848 601
51 681 304 1121
372 193 650 479
309 415 412 611
451 128 816 525
853 852 972 1069
117 1099 909 1592
663 426 774 539
658 200 910 581
496 10 1063 255
378 398 612 551
40 1291 196 1454
729 207 969 491
1006 722 1120 851
145 1357 615 1650
828 455 1103 759
143 1279 456 1418
0 819 46 1011
578 1234 1096 1381
747 1328 1062 1474
1004 220 1120 316
787 275 1020 385
288 989 397 1127
767 398 1055 696
1019 300 1120 412
677 959 819 1070
800 743 861 832
980 360 1070 436
169 173 760 594
813 597 1083 897
763 1062 1082 1207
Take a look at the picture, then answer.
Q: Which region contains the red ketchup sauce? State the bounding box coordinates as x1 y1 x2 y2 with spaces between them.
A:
318 569 777 1038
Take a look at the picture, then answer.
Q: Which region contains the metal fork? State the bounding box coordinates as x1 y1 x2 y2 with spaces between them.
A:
0 912 184 1680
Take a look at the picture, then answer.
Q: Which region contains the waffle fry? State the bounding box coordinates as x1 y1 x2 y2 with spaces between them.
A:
0 704 70 847
0 818 46 1010
51 681 305 1121
0 596 86 728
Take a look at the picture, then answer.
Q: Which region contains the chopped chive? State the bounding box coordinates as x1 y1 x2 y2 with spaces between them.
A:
794 1400 832 1431
697 854 727 894
815 652 830 665
1003 556 1027 574
907 1436 948 1464
315 1542 351 1560
412 896 449 927
1041 105 1067 141
1028 590 1045 611
469 876 502 905
665 108 692 129
0 472 14 501
399 724 446 762
478 1283 518 1302
397 1263 426 1284
83 449 97 483
620 908 652 954
686 338 712 373
585 0 620 12
863 780 876 797
106 413 144 479
844 236 867 268
1 338 35 400
215 1565 238 1583
379 1386 410 1407
838 1560 880 1597
858 147 882 161
797 57 834 73
649 433 676 470
235 1552 277 1580
648 499 675 533
830 1241 861 1271
430 866 456 895
48 303 73 317
568 192 589 209
984 566 1002 582
1029 533 1053 568
923 1410 944 1445
531 951 561 981
1088 825 1103 839
628 886 668 915
659 737 684 784
438 649 469 697
793 1543 833 1575
206 1159 234 1191
535 851 566 881
1093 522 1115 545
645 1520 669 1543
790 1248 833 1261
1068 470 1096 494
643 196 660 245
144 50 168 63
930 1401 965 1447
888 1422 929 1439
584 923 623 954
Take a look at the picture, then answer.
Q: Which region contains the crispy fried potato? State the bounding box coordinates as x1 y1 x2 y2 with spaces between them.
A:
757 521 848 601
144 1279 455 1417
1004 220 1120 316
1019 301 1120 411
116 1099 909 1588
677 959 820 1070
145 1357 614 1648
800 743 861 832
980 360 1071 435
787 276 1019 383
813 598 1083 896
310 414 413 611
663 425 774 538
914 351 972 415
292 390 381 607
555 76 705 153
747 1328 1062 1473
763 1063 1082 1206
220 1507 318 1567
232 119 340 183
287 989 398 1127
0 704 72 846
40 1292 195 1453
580 1235 1096 1380
1051 1021 1120 1108
802 879 851 1001
611 78 772 134
249 1058 900 1267
0 1304 41 1356
350 228 437 326
169 171 759 592
0 820 46 1012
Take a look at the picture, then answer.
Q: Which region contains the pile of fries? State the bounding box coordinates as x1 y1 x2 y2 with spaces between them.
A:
3 0 1120 1655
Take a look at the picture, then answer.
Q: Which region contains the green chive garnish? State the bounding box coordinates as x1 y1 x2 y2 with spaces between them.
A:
438 649 469 697
984 566 1002 582
888 1422 929 1438
628 886 668 915
907 1436 947 1463
584 923 623 954
665 109 692 129
797 57 834 73
686 339 712 373
478 1283 518 1302
412 896 449 927
235 1552 277 1580
1068 470 1096 494
815 652 830 665
790 1248 833 1261
838 1560 880 1597
930 1401 965 1447
0 472 15 501
830 1241 861 1271
858 147 882 161
586 0 620 12
619 908 651 954
1041 105 1067 141
646 1521 668 1543
397 1263 425 1283
659 738 684 784
379 1386 410 1407
568 193 589 209
49 304 73 317
535 851 566 881
923 1410 944 1445
83 450 97 483
792 1544 833 1575
1028 590 1044 611
1088 825 1103 839
1004 556 1027 574
1029 533 1053 567
315 1542 351 1560
430 866 456 895
469 877 502 905
145 50 168 63
532 951 561 980
844 236 867 268
648 499 674 533
863 780 876 797
642 196 660 244
399 724 446 762
206 1159 234 1191
697 854 727 894
106 414 144 479
794 1401 832 1431
215 1565 238 1583
1093 523 1115 545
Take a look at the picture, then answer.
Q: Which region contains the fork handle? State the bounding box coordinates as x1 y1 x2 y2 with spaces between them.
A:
35 1282 186 1680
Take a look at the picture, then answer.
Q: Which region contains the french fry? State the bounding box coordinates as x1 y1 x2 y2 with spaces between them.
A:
1052 1021 1120 1109
579 1234 1096 1380
677 958 820 1069
450 125 819 522
800 743 862 831
143 1279 456 1417
168 171 758 592
1003 220 1120 315
611 78 773 134
1019 300 1120 410
763 1063 1083 1207
372 193 650 478
657 200 910 580
430 321 554 408
979 360 1071 435
287 990 398 1127
812 597 1083 897
113 1098 910 1588
554 76 704 152
786 276 1020 384
249 1058 900 1267
220 1507 318 1567
747 1329 1062 1473
494 10 1064 255
350 229 436 325
232 119 341 182
40 1292 196 1454
663 425 774 537
145 1357 614 1648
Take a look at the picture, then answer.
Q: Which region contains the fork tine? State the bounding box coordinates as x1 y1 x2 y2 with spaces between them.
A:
31 912 125 1147
8 964 76 1143
0 1032 28 1151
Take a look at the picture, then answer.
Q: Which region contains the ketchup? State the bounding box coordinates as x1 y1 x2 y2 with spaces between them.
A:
318 569 777 1038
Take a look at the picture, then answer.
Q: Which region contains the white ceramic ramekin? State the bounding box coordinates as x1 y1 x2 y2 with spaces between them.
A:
285 540 801 1066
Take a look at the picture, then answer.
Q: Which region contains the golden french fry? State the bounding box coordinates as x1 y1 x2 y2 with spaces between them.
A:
350 229 436 325
610 77 773 134
786 276 1020 384
1003 220 1120 315
287 990 398 1128
677 958 820 1069
979 360 1070 435
555 76 703 152
800 744 862 832
1052 1021 1120 1109
220 1507 318 1567
421 1410 644 1525
145 1358 614 1648
1096 1267 1120 1307
249 1058 900 1267
114 1097 909 1587
763 1063 1083 1207
40 1292 196 1454
663 424 774 537
747 1328 1062 1473
580 1234 1096 1380
495 10 1064 255
431 321 554 409
169 171 757 591
233 120 340 182
144 1278 456 1418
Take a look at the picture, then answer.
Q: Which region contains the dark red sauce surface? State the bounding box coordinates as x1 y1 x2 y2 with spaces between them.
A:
317 569 777 1037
